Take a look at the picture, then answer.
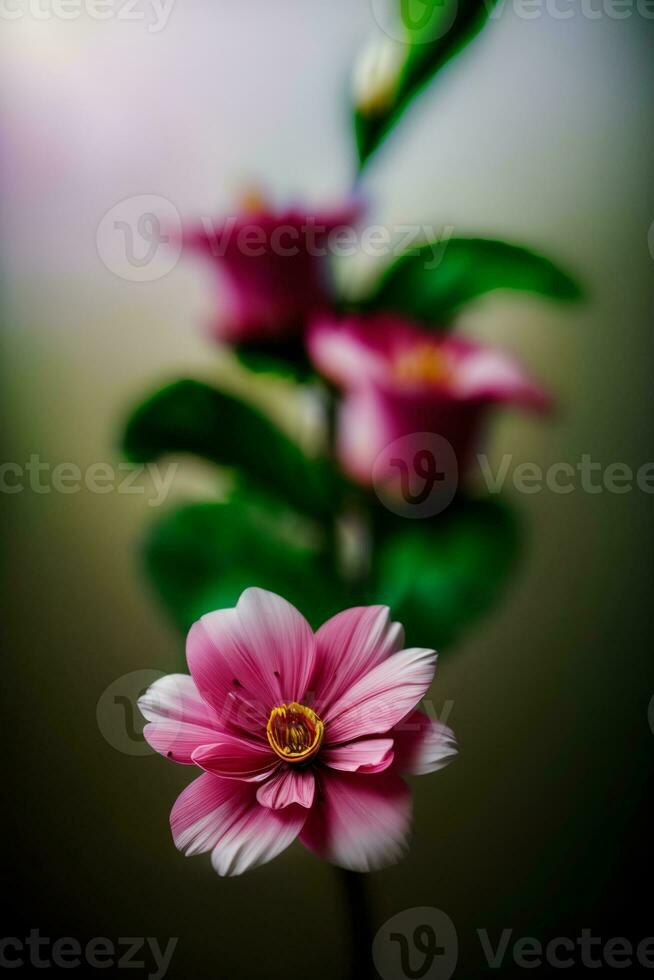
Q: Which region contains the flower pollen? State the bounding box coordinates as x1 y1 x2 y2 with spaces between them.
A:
394 343 452 388
266 702 324 763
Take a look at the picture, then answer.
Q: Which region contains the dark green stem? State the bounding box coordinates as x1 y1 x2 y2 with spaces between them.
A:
322 381 374 594
338 868 375 980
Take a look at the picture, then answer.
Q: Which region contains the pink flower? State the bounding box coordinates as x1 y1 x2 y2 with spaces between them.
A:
183 197 359 343
308 313 551 486
139 588 455 876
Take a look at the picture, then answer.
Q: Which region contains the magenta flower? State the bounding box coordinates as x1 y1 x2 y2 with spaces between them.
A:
183 198 359 343
139 588 455 876
308 313 551 486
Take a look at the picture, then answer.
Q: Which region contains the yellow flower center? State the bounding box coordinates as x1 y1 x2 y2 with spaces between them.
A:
266 702 324 763
393 344 452 387
240 186 267 214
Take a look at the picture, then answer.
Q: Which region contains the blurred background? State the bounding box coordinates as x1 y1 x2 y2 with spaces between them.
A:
2 2 653 977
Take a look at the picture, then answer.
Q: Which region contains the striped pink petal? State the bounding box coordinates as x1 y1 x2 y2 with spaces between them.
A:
300 769 411 872
192 734 279 782
138 673 219 729
143 721 226 765
139 673 223 764
171 773 244 856
391 710 458 775
256 767 315 809
312 605 404 711
171 773 306 876
321 738 394 774
186 588 316 724
324 647 437 744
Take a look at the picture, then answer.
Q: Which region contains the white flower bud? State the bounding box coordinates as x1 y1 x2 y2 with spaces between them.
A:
352 35 407 115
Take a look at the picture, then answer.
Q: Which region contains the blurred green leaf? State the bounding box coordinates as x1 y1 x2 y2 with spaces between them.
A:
233 337 314 382
364 238 583 323
373 497 520 648
143 496 350 634
122 379 340 520
355 0 498 168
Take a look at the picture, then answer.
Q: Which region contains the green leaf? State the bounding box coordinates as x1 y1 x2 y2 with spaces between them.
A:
373 497 520 648
122 379 340 520
355 0 499 168
364 238 583 323
143 497 350 634
233 337 314 382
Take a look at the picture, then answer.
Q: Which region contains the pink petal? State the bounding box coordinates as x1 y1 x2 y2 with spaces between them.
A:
311 606 404 712
307 314 429 390
321 738 394 774
186 588 317 726
211 802 306 877
171 773 306 875
452 347 551 411
256 767 315 809
324 647 437 744
307 315 391 389
138 674 222 764
336 387 395 487
143 721 227 765
184 204 360 343
192 734 279 782
138 673 219 729
171 772 245 856
392 710 458 775
300 769 411 872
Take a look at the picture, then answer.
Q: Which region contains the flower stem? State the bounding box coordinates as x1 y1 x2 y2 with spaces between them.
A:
337 867 375 979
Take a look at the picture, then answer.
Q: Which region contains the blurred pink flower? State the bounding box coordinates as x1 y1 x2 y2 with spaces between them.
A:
308 313 551 486
139 588 455 876
183 196 359 343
